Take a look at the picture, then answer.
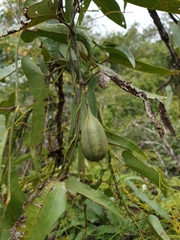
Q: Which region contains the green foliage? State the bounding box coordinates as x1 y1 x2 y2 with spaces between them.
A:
126 0 180 14
0 0 180 239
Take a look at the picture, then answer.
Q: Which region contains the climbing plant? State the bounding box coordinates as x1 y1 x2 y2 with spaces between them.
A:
0 0 180 239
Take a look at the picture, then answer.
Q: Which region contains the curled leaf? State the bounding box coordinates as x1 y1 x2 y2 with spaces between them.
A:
159 101 176 136
144 99 165 138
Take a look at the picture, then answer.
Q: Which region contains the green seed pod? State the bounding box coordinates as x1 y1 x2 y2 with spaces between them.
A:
81 107 108 161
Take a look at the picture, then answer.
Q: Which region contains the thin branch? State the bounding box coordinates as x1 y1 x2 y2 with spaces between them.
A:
156 75 173 92
148 9 180 68
169 13 179 24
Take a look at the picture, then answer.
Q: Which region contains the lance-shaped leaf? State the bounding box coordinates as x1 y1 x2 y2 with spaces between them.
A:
0 115 8 183
21 56 49 158
21 23 93 60
0 170 25 239
66 176 122 217
0 92 16 117
122 150 168 196
93 0 126 28
148 215 171 240
127 181 171 221
170 22 180 49
0 61 21 81
106 131 148 160
108 53 180 75
126 0 180 14
10 181 67 240
103 44 135 68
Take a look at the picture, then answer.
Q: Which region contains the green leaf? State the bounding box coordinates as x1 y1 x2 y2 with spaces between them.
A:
93 0 126 28
68 96 81 143
108 53 180 75
13 152 31 165
0 205 14 240
21 23 93 60
122 150 168 196
0 92 16 116
87 77 98 117
22 56 49 172
0 171 25 239
0 115 8 182
6 170 25 218
148 215 171 240
66 176 122 218
103 44 135 68
127 181 171 221
106 131 148 159
170 22 180 48
78 0 91 25
40 38 65 63
165 85 173 111
10 181 67 240
24 0 59 28
126 0 180 14
0 61 21 81
133 85 166 100
21 56 48 149
65 0 73 23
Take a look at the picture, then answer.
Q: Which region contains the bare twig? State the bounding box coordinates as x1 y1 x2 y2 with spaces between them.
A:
148 9 180 68
168 13 179 24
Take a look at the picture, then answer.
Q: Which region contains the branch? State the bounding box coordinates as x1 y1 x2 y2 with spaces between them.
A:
148 9 180 68
169 13 179 24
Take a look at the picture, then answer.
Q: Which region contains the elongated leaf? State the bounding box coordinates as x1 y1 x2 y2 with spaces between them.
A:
22 56 48 150
108 53 180 75
65 0 72 23
22 56 49 173
133 85 166 100
21 23 93 59
0 171 25 239
78 0 91 24
0 61 21 81
122 150 168 196
0 205 14 240
127 181 171 221
87 76 98 117
68 96 81 143
0 92 16 116
66 176 122 217
104 44 135 68
10 181 67 240
126 0 180 14
0 115 8 182
106 131 148 159
148 215 171 240
23 0 58 28
165 85 173 111
170 22 180 49
93 0 126 28
13 152 31 165
7 170 26 219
